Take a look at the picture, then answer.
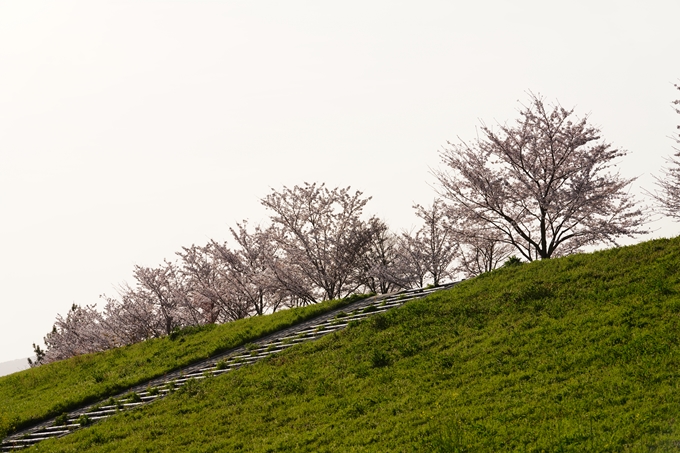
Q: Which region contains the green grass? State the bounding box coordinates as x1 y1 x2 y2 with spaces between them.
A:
0 297 354 439
8 237 680 451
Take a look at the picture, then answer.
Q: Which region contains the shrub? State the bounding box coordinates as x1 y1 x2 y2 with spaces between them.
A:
215 360 228 370
503 255 522 267
244 343 258 351
54 413 69 426
76 415 90 426
371 349 391 368
343 293 374 304
370 315 389 330
124 392 141 403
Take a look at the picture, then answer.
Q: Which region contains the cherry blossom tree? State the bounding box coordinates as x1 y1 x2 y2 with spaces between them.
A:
359 219 405 294
439 201 514 277
98 292 158 345
393 231 430 289
261 183 377 302
101 260 207 342
649 83 680 219
126 262 194 336
208 222 284 316
452 216 514 277
176 244 229 324
435 94 648 261
402 200 458 286
378 202 458 290
29 304 115 366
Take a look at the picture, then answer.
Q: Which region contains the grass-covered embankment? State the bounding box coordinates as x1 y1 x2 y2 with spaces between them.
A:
0 297 353 439
26 236 680 452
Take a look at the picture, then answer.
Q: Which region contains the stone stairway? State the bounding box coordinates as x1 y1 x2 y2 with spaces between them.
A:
1 284 457 451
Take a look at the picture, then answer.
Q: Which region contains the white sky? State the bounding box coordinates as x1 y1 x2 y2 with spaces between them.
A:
1 0 678 363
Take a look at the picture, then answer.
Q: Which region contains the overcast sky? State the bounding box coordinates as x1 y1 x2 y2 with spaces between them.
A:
0 0 678 363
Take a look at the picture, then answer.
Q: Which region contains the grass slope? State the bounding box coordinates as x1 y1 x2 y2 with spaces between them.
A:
13 237 680 452
0 297 352 439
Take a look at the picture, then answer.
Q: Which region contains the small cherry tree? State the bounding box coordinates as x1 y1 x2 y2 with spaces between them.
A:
649 83 680 220
359 219 406 294
453 216 514 277
29 304 115 366
408 200 458 286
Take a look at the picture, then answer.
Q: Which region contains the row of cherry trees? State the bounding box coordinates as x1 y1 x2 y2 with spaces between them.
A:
31 184 466 365
31 87 680 366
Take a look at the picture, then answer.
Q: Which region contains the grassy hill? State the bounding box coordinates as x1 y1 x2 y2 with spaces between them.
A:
0 297 351 440
6 236 680 452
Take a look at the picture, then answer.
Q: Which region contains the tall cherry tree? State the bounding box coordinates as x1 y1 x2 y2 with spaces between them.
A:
435 94 648 261
261 183 377 302
177 244 239 323
208 222 284 316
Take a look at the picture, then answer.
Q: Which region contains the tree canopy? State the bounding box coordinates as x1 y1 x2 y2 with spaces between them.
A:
435 94 648 261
